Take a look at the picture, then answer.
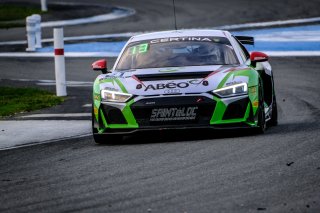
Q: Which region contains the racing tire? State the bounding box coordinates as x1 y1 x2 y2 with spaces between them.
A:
268 95 278 126
254 83 266 134
93 133 122 144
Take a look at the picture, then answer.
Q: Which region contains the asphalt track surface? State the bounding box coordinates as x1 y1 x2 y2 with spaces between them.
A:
1 57 320 212
1 0 320 212
1 0 320 42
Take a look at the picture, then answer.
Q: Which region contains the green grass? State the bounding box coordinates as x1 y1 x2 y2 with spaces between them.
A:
0 22 25 29
0 87 64 117
0 4 45 28
0 4 43 21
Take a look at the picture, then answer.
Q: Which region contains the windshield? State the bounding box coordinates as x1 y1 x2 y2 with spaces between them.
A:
115 36 239 70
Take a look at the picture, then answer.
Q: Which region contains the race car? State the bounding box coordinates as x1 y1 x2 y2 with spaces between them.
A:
91 29 277 143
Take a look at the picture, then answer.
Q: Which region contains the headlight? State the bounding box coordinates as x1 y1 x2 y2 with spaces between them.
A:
213 82 248 97
100 90 132 102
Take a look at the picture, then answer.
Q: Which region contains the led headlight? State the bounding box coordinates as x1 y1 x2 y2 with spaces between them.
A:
100 90 132 102
213 82 248 98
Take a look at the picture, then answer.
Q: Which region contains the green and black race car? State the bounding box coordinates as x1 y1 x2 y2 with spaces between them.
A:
91 29 277 143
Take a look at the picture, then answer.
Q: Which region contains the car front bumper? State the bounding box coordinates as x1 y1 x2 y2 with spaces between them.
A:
93 93 258 134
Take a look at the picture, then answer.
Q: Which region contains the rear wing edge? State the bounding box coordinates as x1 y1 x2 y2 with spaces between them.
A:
235 36 254 45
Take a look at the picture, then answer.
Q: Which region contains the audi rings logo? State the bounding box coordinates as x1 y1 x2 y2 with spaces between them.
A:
164 89 180 94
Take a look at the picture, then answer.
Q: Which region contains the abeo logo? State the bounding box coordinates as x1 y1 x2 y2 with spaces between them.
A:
144 80 201 91
145 82 189 91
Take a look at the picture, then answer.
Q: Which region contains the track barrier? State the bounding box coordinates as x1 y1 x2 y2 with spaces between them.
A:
33 14 42 48
54 28 67 97
26 14 42 51
26 16 36 51
41 0 48 12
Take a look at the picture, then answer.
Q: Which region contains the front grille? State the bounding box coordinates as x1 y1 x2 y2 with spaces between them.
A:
131 96 216 127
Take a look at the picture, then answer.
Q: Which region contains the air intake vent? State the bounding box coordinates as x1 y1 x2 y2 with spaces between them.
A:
223 98 249 120
135 71 212 81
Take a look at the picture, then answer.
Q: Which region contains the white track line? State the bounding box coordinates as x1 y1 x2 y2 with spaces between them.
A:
82 104 92 108
1 16 320 46
41 7 135 28
263 51 320 57
37 82 92 87
0 120 91 150
0 133 91 151
213 17 320 30
0 32 138 46
21 113 91 118
7 78 93 86
11 78 92 84
0 52 119 57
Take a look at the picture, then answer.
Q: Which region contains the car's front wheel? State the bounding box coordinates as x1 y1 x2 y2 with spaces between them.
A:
268 95 278 126
255 103 266 134
254 83 266 134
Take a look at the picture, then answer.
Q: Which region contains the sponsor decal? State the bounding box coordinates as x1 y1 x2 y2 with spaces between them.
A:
145 82 188 91
145 101 156 105
103 87 118 91
159 68 180 73
144 80 201 91
150 37 223 44
223 67 249 73
226 81 243 86
150 107 198 122
202 80 209 86
253 100 259 107
188 79 202 85
94 94 100 100
136 84 142 89
94 107 98 115
164 89 180 94
99 77 117 82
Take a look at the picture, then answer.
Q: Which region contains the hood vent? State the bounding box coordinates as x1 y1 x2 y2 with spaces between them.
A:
135 71 213 81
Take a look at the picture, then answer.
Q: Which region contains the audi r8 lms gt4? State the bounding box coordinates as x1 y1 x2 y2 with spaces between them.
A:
91 30 277 143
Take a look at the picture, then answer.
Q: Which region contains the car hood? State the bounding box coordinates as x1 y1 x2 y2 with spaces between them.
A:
98 65 251 96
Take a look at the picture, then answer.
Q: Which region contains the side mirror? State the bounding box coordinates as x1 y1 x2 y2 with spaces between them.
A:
92 59 108 74
250 51 268 63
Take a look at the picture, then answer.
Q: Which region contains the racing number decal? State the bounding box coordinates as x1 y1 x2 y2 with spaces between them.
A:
130 43 149 55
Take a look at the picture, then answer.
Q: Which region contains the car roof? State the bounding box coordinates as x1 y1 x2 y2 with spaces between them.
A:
129 29 229 42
